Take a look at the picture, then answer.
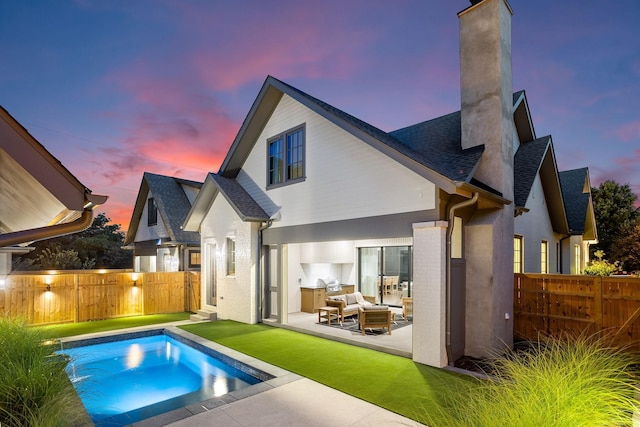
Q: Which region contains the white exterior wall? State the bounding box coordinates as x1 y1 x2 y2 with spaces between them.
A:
238 94 436 227
200 194 258 323
514 174 561 273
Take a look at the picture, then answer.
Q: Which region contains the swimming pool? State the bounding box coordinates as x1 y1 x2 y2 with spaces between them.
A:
60 329 272 426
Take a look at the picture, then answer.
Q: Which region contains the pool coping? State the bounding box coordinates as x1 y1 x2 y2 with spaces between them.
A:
59 322 301 427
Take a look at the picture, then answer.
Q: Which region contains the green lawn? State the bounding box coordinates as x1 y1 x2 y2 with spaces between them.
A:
180 320 471 424
38 312 191 339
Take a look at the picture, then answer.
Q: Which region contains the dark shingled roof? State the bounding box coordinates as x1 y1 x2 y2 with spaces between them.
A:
144 172 202 244
513 136 551 207
210 174 269 221
273 77 483 183
559 168 590 233
390 112 485 182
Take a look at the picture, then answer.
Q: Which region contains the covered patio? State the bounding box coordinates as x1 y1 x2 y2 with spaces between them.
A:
266 311 412 358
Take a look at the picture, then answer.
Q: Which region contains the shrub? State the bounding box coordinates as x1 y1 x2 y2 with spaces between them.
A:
426 335 640 426
584 250 619 276
0 317 84 426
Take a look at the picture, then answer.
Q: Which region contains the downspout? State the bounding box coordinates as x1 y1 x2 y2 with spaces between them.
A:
446 192 479 365
256 219 273 323
559 234 571 274
0 208 95 248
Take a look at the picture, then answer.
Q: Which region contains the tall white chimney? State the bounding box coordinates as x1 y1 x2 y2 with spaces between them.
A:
459 0 514 200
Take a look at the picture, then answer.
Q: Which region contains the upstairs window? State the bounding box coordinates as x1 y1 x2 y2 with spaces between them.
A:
267 125 305 187
147 198 158 226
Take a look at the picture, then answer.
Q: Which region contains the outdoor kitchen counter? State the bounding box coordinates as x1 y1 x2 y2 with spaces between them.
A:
300 285 355 313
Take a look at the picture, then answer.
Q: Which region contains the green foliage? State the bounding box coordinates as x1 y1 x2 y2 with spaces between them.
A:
35 247 95 270
0 317 85 426
426 335 640 427
583 250 619 276
12 213 132 270
591 180 640 261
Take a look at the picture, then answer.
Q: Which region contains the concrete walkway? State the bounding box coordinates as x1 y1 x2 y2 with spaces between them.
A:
165 377 426 427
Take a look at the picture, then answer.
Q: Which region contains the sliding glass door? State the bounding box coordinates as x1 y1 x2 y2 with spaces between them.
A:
358 246 412 306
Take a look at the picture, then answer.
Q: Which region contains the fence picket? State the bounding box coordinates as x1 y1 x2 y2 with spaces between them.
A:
0 271 201 325
515 273 640 350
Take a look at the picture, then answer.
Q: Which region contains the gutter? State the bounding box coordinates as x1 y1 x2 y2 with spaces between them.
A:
0 193 107 248
446 192 479 365
0 209 95 248
256 219 273 323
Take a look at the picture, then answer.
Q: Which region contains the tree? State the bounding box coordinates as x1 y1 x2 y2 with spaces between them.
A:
608 222 640 272
591 180 640 260
12 213 132 270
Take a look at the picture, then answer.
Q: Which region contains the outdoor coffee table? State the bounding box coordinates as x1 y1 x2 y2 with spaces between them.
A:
318 306 339 325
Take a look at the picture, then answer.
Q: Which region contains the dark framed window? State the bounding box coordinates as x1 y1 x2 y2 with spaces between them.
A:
147 198 158 226
226 238 235 276
189 250 201 268
267 125 305 187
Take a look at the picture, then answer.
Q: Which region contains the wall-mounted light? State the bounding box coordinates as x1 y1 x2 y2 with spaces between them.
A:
133 280 137 287
46 284 51 292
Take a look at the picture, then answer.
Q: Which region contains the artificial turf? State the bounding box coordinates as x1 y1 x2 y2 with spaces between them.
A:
180 320 472 424
38 312 191 339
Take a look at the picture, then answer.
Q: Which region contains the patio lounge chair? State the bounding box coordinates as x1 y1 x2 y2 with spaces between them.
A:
358 306 392 335
402 297 413 320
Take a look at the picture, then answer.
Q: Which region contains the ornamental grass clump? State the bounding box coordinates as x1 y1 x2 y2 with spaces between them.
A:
0 316 84 427
426 335 640 427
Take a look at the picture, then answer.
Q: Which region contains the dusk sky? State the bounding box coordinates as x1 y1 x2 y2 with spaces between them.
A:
2 1 639 230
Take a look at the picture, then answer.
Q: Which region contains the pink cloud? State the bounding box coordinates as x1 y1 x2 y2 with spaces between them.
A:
612 121 640 142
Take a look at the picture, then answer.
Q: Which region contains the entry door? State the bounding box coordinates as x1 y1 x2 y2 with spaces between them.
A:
266 246 279 319
206 243 216 306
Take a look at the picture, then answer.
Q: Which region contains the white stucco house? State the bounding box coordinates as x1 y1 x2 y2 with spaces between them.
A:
124 172 202 272
183 0 597 368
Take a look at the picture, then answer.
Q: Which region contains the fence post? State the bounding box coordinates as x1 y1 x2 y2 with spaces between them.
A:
73 274 79 323
593 276 603 333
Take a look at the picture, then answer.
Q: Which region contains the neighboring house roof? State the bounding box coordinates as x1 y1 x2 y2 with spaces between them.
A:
513 135 569 234
559 168 597 240
124 172 202 246
0 106 107 247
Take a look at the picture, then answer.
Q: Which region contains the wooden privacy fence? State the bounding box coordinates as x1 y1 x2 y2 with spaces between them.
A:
0 271 201 325
514 273 640 351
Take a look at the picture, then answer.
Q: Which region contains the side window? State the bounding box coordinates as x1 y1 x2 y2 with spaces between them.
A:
267 125 305 188
226 238 236 276
189 250 201 268
540 241 548 274
147 198 158 226
514 235 523 273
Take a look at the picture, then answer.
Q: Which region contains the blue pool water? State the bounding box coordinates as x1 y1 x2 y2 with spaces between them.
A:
60 331 267 426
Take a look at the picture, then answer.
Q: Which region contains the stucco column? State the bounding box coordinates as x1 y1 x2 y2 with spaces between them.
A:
412 221 448 368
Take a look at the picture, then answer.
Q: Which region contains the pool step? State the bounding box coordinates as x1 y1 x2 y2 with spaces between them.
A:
190 309 217 322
